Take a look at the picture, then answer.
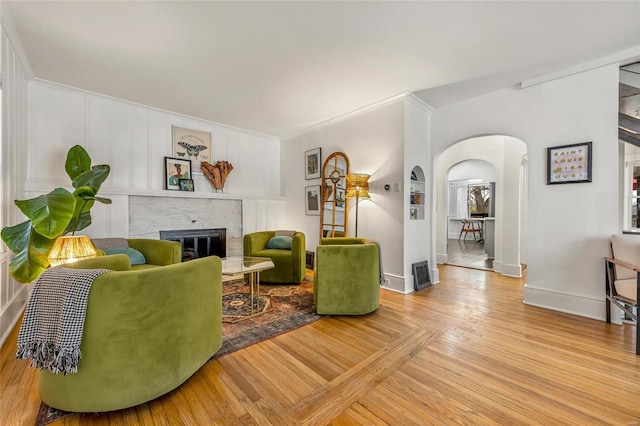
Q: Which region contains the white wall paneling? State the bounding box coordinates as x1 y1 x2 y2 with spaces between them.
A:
29 80 281 198
26 80 282 240
0 9 32 345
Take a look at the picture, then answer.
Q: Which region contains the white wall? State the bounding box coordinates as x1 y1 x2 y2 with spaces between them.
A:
27 81 284 239
1 8 32 345
281 98 406 287
431 65 619 320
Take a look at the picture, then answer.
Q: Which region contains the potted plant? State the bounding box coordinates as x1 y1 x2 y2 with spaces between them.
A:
1 145 111 283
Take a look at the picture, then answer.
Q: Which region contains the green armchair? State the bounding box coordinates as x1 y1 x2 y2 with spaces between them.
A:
243 231 305 283
92 238 182 269
314 237 380 315
37 254 222 412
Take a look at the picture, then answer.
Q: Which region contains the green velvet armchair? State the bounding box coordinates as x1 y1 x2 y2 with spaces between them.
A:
243 231 306 283
37 254 222 413
92 238 182 269
314 237 380 315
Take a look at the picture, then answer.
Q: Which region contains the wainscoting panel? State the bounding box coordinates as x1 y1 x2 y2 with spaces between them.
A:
1 14 32 345
28 81 281 197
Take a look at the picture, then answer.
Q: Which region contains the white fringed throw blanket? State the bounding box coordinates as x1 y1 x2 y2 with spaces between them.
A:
16 267 111 375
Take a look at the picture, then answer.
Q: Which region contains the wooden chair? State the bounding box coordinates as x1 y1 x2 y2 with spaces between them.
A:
458 219 483 241
604 234 639 355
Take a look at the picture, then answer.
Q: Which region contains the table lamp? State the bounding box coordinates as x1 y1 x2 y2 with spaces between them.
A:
48 235 97 267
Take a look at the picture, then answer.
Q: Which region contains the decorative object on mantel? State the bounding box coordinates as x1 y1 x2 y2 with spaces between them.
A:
201 161 234 192
172 125 211 174
179 179 194 192
165 157 192 191
546 141 592 184
1 145 111 283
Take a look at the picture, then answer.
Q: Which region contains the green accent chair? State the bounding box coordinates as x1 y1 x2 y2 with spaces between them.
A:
243 231 306 284
92 238 182 269
314 237 381 315
37 254 222 413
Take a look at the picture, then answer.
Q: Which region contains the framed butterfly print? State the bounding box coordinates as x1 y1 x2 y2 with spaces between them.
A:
172 125 212 174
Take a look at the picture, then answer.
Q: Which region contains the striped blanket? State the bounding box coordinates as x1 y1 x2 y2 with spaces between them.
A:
16 267 111 375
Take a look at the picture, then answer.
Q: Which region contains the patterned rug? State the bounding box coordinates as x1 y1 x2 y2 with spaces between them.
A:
35 278 321 425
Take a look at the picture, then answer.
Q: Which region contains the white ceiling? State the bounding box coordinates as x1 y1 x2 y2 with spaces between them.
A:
5 1 640 137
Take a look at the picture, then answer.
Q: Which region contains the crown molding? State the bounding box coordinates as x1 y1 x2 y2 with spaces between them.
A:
281 92 413 141
521 45 640 89
404 92 435 113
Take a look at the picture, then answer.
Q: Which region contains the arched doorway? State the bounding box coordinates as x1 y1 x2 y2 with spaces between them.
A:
434 135 527 277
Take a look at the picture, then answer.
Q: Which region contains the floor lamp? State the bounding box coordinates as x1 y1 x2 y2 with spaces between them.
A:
346 173 371 237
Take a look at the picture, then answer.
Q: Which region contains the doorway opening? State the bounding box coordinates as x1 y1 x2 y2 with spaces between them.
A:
435 135 527 277
446 160 495 270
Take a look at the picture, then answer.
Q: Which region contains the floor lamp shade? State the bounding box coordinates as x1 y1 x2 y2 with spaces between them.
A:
48 235 97 267
346 174 370 237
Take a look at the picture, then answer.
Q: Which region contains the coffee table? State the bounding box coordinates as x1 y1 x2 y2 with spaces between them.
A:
221 256 275 322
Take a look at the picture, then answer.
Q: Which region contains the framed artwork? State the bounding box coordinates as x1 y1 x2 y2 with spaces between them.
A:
179 179 194 192
547 142 592 184
305 185 321 215
172 126 212 174
305 148 321 180
165 157 192 190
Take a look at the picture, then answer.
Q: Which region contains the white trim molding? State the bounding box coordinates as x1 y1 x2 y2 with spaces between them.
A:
523 284 605 321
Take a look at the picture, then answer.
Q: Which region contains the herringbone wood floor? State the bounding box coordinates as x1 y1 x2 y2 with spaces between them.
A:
1 265 639 425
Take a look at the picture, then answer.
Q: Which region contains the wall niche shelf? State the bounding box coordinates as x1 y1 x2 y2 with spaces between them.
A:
410 166 426 220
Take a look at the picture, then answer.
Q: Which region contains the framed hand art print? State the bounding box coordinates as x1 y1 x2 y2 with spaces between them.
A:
305 148 321 180
165 157 192 190
546 142 592 184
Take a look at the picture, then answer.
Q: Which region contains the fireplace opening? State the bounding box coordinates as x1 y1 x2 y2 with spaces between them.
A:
160 228 226 261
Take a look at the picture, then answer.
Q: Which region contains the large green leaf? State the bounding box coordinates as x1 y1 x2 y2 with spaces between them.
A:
65 145 91 181
2 221 57 283
14 188 76 238
72 165 110 192
64 212 92 235
1 220 31 254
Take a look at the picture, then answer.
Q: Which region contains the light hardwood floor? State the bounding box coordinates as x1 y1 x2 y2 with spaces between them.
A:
1 265 639 425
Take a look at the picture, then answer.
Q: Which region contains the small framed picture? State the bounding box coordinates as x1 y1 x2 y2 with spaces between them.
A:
305 148 321 180
179 179 194 192
305 185 321 215
165 157 192 190
547 142 592 184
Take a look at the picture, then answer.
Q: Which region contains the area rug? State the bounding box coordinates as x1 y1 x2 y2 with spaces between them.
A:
34 278 321 425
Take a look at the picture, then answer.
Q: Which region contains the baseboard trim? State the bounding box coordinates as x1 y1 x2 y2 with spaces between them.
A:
501 263 522 278
436 253 448 264
523 285 605 321
381 273 406 293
